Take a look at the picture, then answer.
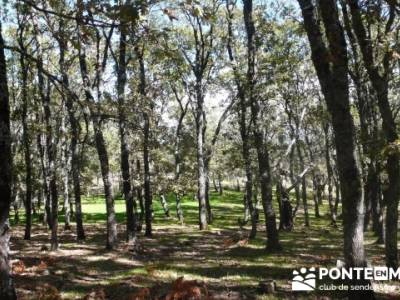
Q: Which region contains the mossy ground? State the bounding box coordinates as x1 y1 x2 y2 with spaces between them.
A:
9 190 399 299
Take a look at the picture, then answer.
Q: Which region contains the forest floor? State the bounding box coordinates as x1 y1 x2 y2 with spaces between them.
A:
9 190 400 299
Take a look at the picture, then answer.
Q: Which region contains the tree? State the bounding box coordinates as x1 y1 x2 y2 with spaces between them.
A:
116 5 136 243
179 0 220 230
243 0 281 250
226 0 257 238
346 0 400 269
16 9 32 240
298 0 373 297
0 19 17 300
76 1 117 249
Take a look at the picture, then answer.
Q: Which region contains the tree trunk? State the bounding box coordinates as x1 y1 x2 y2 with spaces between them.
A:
136 159 145 226
195 78 208 230
175 193 184 224
218 173 223 195
298 0 373 297
19 44 32 241
204 162 212 224
37 132 51 228
347 0 400 269
212 176 218 193
76 16 118 249
137 50 153 237
304 133 320 218
243 0 280 250
323 123 336 225
172 91 187 224
18 24 32 240
289 149 301 217
117 23 136 243
58 26 85 240
36 51 59 250
369 162 384 244
42 81 59 251
0 21 17 299
61 115 71 231
160 194 170 218
94 122 118 249
296 144 309 227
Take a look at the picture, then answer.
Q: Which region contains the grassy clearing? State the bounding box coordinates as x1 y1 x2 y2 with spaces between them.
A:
10 190 399 299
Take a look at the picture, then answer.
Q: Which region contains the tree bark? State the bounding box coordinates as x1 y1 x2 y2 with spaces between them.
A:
58 21 85 240
226 0 257 237
243 0 280 250
61 114 71 231
136 159 145 226
347 0 400 269
298 0 373 297
172 88 187 224
21 62 32 240
18 26 32 240
160 194 170 218
0 20 17 300
117 21 136 243
304 133 320 219
195 77 208 230
76 12 117 249
323 123 336 225
137 49 152 237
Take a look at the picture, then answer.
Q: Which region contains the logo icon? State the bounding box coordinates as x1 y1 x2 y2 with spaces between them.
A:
292 267 316 291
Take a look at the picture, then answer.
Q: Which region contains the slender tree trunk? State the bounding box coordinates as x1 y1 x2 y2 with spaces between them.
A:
37 132 51 228
117 23 136 243
195 78 208 230
323 123 336 225
173 92 187 224
94 121 118 249
61 115 71 230
289 149 301 217
0 22 17 299
36 49 59 250
160 194 170 217
218 173 223 195
227 0 256 237
212 176 218 192
13 192 19 225
42 81 59 251
143 114 152 237
136 159 145 225
296 144 309 227
204 161 212 224
77 13 118 249
137 50 152 237
62 151 71 230
18 20 32 240
243 0 280 250
77 39 117 250
19 43 32 240
304 134 320 218
58 26 85 240
369 162 384 244
175 193 184 224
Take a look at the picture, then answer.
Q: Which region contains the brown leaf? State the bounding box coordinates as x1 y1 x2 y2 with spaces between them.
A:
36 284 61 300
165 277 209 300
126 287 151 300
12 260 26 274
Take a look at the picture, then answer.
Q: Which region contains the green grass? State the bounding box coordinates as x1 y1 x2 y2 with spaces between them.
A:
10 189 396 299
